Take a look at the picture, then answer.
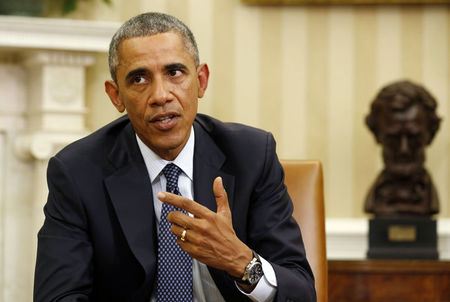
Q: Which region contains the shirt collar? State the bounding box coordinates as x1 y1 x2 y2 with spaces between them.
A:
136 127 195 183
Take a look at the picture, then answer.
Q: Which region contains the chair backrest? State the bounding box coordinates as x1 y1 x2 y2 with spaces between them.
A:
281 160 327 302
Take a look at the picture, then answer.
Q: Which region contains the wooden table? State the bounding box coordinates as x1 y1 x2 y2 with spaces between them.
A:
328 260 450 302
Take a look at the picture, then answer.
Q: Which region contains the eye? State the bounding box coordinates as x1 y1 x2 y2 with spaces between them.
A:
133 75 147 84
385 134 399 145
408 133 425 147
168 69 182 77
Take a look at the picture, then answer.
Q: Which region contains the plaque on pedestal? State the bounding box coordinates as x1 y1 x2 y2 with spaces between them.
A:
367 218 438 259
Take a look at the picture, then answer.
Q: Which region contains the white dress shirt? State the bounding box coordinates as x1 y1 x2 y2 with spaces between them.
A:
136 127 277 302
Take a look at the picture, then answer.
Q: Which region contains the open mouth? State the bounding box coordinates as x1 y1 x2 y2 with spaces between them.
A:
156 115 175 123
150 113 180 130
151 112 178 122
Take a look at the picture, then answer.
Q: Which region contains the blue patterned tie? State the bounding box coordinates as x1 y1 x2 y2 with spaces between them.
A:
156 163 193 301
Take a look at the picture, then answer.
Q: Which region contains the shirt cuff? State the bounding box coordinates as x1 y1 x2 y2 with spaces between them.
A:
236 255 277 302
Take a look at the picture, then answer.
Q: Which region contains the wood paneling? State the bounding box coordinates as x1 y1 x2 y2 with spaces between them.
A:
328 260 450 302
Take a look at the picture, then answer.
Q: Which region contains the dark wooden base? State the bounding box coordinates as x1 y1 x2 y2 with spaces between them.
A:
328 260 450 302
368 218 438 259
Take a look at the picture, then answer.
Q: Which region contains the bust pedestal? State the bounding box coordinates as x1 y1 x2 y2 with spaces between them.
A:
367 217 438 259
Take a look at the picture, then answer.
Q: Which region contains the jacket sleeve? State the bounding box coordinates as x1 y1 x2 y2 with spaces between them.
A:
248 132 316 302
34 156 92 302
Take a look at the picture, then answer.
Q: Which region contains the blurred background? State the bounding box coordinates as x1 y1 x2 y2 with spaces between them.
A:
63 0 450 218
0 0 448 300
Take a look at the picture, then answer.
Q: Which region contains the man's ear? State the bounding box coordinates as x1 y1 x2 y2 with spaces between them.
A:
197 63 210 99
105 80 126 113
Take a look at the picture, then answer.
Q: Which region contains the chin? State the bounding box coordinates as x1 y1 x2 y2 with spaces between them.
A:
386 164 423 177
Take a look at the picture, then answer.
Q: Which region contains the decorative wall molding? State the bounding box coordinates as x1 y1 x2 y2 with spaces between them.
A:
0 16 119 161
0 16 118 302
14 132 89 161
13 52 94 159
326 218 450 260
0 15 120 52
22 51 96 67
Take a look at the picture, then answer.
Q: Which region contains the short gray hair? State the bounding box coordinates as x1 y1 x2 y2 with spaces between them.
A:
108 12 199 83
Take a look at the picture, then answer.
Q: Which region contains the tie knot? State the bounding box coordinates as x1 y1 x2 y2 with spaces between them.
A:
162 163 182 193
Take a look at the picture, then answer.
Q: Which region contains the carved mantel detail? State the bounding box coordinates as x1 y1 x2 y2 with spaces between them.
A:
15 50 95 160
0 16 119 302
0 15 119 162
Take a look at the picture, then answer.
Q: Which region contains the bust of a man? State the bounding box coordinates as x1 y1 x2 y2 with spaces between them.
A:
365 80 441 217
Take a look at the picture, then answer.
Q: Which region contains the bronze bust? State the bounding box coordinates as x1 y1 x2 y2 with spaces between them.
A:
365 80 441 217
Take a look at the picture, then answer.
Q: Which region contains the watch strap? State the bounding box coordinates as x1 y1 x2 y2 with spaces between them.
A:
232 250 263 285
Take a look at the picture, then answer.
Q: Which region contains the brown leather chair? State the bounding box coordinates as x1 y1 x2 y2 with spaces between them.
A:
281 160 327 302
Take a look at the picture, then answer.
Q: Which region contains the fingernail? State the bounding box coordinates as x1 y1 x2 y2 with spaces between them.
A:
158 192 166 199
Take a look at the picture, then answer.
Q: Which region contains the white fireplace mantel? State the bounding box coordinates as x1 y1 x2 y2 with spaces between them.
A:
0 15 120 52
0 16 120 302
0 16 121 160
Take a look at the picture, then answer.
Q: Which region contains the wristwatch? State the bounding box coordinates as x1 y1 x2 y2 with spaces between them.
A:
233 250 264 286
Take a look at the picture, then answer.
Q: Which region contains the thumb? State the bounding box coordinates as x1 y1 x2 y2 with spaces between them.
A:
213 177 231 217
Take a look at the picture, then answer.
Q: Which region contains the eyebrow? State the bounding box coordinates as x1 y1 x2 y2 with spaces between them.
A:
124 63 190 82
164 63 188 72
125 68 148 82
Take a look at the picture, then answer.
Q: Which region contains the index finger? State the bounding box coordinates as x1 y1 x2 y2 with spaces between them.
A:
158 192 211 218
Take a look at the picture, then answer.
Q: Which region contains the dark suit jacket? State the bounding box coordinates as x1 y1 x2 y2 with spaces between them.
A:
34 114 315 302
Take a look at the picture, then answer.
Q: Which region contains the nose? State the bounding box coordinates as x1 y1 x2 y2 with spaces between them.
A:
149 76 172 106
399 135 410 155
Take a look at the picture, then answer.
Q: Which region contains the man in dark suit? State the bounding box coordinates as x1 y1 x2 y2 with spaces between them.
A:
34 12 315 302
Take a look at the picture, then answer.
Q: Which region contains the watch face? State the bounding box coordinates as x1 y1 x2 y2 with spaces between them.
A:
248 263 263 285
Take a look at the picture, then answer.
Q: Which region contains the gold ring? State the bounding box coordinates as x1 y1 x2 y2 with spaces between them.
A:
181 229 187 242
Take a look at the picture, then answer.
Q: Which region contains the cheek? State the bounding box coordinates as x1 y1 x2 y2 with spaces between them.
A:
412 148 426 160
121 92 150 115
177 78 198 98
173 85 199 112
382 146 396 157
184 99 198 117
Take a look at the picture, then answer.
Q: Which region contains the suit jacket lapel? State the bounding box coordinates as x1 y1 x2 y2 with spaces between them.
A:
104 123 157 278
193 120 246 300
193 120 235 214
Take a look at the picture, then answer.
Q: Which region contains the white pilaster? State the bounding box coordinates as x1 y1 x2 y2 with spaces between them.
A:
0 16 119 302
15 51 94 160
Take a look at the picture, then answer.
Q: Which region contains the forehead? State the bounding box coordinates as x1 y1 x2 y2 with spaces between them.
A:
381 104 428 133
117 32 194 67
